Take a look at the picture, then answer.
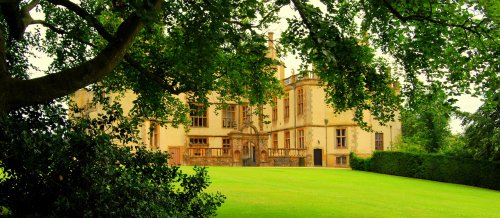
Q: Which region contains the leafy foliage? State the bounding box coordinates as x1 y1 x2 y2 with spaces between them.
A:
281 0 401 128
280 0 498 127
1 0 498 126
0 104 225 217
399 84 455 152
350 151 500 190
38 0 284 126
349 152 371 171
463 93 500 161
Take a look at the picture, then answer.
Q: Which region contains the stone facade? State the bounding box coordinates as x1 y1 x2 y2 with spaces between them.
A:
71 33 401 167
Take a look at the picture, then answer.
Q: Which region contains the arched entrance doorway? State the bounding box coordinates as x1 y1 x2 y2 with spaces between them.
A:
243 142 257 166
228 123 269 166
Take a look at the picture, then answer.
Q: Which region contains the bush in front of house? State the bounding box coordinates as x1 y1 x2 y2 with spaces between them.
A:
350 151 500 190
0 104 225 217
349 153 371 171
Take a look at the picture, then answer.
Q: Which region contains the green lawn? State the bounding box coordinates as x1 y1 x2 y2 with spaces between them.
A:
191 167 500 218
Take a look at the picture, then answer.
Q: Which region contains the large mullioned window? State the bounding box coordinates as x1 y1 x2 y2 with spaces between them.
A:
222 104 236 129
336 155 347 166
222 138 231 154
298 129 305 148
297 88 304 115
242 105 252 123
284 92 289 119
189 137 208 156
273 133 278 149
190 104 208 127
272 97 278 122
375 132 384 151
336 128 347 148
149 121 159 149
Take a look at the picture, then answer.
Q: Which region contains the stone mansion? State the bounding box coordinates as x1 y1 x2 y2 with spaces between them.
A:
72 33 401 167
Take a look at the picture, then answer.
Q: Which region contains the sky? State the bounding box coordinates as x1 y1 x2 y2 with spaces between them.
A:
26 3 481 134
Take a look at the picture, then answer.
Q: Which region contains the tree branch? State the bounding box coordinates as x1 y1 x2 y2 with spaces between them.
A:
1 0 163 111
381 0 481 36
47 0 114 41
0 0 40 40
0 28 9 81
30 18 181 95
123 54 187 95
290 0 338 65
30 20 98 48
21 0 39 13
290 0 319 45
1 0 25 40
44 0 183 92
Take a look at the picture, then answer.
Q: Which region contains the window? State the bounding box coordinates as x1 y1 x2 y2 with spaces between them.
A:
190 104 208 127
298 129 305 148
272 133 278 149
285 131 290 149
222 104 237 128
297 89 304 115
375 133 384 151
284 92 289 119
149 121 159 149
222 138 231 154
272 97 278 122
336 128 347 148
242 105 252 123
336 156 347 166
189 137 208 146
189 137 208 156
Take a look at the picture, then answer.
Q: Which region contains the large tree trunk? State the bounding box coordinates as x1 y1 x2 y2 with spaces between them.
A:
0 0 162 113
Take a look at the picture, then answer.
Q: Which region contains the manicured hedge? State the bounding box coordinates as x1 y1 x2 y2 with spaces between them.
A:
349 153 371 171
350 151 500 190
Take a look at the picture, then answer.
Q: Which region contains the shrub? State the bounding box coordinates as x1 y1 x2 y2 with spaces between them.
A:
370 152 424 178
0 104 225 217
351 151 500 190
349 153 370 171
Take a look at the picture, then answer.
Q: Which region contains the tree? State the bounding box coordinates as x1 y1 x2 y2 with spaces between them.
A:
399 84 455 153
463 93 500 161
0 0 496 124
0 0 283 121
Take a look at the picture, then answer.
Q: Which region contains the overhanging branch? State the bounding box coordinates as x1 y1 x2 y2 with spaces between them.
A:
30 18 181 95
30 20 98 47
290 0 338 66
381 0 481 36
45 0 180 93
47 0 114 41
123 54 187 95
1 0 163 111
21 0 39 13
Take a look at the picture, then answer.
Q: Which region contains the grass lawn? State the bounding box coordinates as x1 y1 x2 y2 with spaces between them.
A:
189 167 500 218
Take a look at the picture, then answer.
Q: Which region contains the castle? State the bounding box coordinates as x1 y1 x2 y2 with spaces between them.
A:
72 33 401 167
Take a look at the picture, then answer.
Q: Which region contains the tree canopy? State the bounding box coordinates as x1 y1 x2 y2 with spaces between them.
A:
463 92 500 161
0 0 497 126
399 84 455 153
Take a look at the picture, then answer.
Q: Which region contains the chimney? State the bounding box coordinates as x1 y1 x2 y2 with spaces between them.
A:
267 32 276 60
279 63 285 81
